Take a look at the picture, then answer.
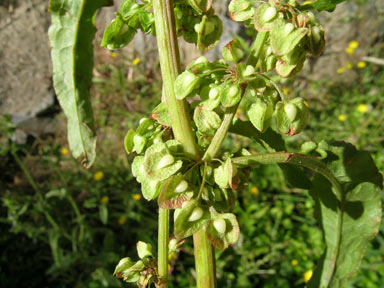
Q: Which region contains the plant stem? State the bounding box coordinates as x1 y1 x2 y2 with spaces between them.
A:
152 0 200 161
202 105 238 162
11 149 60 231
231 152 342 200
193 229 217 288
158 208 169 287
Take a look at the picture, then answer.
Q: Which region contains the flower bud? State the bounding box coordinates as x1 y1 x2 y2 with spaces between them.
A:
175 180 188 193
157 154 175 169
213 218 227 234
188 207 203 222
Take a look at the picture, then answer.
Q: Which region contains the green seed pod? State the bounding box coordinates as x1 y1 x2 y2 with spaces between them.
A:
228 0 255 22
275 98 309 136
221 82 242 108
157 154 175 169
307 25 325 57
247 98 274 132
213 218 227 234
222 39 244 63
175 180 188 193
188 207 204 222
174 70 200 100
263 6 277 22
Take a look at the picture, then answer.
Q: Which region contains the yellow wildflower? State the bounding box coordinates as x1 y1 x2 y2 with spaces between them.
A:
304 270 313 283
337 67 345 74
357 61 366 69
338 114 347 121
60 147 69 155
132 193 141 201
348 40 359 49
357 104 368 113
346 62 353 69
303 0 313 4
282 88 291 95
94 171 104 181
235 109 241 118
100 196 109 205
132 58 140 66
291 259 299 266
345 47 355 55
118 215 127 225
250 186 259 195
110 51 117 58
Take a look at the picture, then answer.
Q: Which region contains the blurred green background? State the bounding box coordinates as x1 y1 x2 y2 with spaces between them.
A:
1 0 384 287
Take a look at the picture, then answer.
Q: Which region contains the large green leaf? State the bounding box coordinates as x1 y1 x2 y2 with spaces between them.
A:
308 142 382 287
301 0 346 12
49 0 112 168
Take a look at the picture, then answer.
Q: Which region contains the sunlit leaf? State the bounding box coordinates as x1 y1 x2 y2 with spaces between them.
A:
49 0 112 168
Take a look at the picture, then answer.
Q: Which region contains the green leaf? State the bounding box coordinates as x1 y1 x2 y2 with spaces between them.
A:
308 142 382 287
301 0 346 12
101 14 136 49
49 0 111 168
269 19 308 56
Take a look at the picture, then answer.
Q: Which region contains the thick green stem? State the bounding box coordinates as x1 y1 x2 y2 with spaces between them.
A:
193 229 217 288
152 1 203 286
152 0 200 160
158 208 169 287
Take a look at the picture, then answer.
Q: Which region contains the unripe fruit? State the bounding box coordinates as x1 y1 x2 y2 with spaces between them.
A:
157 154 174 169
312 26 321 42
284 103 298 121
306 12 315 23
188 207 203 222
228 85 240 98
263 6 277 22
175 180 188 193
213 218 226 234
284 23 294 34
194 23 201 33
194 56 208 64
209 87 220 99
